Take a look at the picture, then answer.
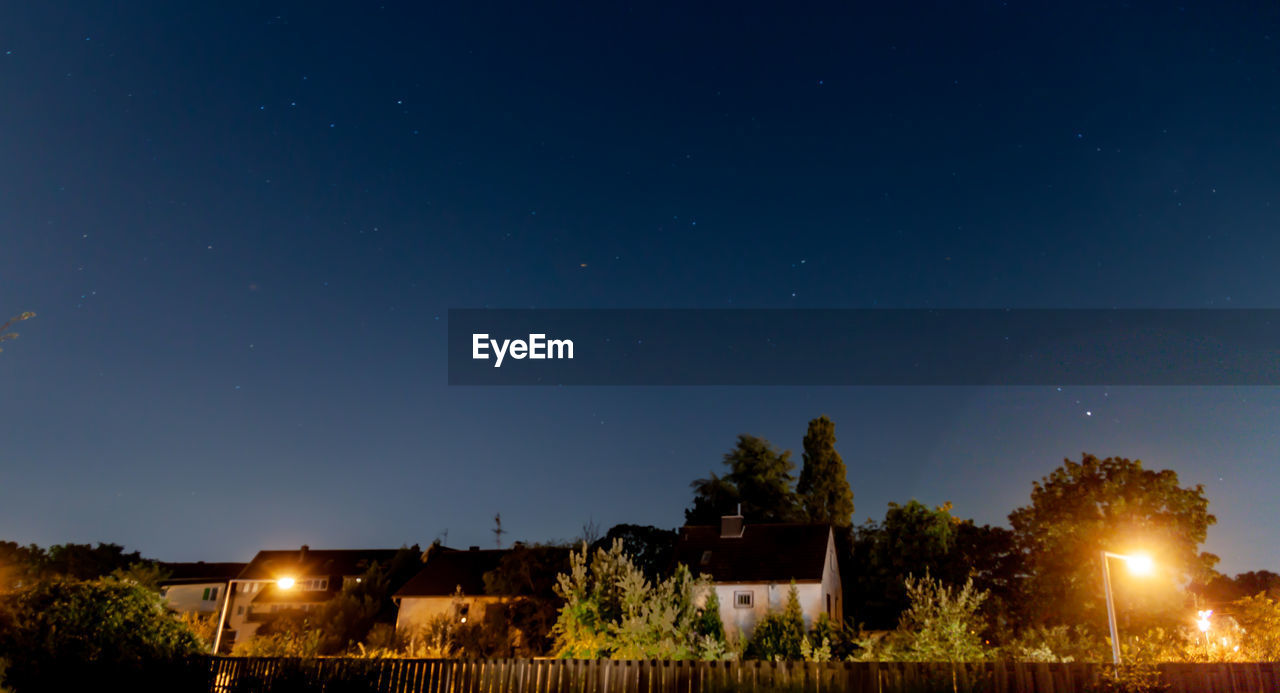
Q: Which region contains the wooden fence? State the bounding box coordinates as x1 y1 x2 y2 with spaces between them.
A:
207 657 1280 693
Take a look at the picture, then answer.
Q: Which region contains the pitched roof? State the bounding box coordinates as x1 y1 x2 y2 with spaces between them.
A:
237 547 401 581
159 561 246 585
673 523 832 583
394 547 509 598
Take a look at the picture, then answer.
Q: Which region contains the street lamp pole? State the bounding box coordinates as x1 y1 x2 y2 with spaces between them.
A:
1102 551 1121 666
212 578 293 655
1100 551 1154 667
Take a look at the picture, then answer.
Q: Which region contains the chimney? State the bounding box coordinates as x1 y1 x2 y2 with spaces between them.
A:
299 545 309 560
720 512 744 538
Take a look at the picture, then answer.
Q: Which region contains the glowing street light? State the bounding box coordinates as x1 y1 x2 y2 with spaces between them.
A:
211 576 296 654
1196 609 1212 633
1197 609 1213 658
1101 551 1156 666
1126 554 1154 576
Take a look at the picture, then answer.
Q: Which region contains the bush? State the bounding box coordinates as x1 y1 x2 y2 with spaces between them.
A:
552 540 719 659
746 584 806 660
855 574 991 662
1087 664 1170 693
0 578 206 692
1002 625 1105 662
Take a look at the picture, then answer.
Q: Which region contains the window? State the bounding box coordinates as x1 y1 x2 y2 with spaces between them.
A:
202 587 211 601
826 594 831 616
209 587 218 601
236 606 244 616
734 591 754 608
700 550 712 567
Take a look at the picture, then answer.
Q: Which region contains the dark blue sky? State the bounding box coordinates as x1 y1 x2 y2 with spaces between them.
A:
2 2 1279 573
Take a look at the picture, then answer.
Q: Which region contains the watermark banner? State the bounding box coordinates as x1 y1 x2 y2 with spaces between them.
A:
448 309 1280 385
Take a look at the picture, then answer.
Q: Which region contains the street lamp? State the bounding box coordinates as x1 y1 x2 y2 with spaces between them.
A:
211 577 295 655
1101 551 1155 666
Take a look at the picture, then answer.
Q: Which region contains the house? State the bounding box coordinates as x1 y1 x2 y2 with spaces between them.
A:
673 514 842 639
393 545 509 636
219 545 401 652
158 561 246 616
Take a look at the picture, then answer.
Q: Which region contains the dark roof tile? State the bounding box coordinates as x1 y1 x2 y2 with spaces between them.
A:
238 548 400 581
673 523 831 583
394 547 509 598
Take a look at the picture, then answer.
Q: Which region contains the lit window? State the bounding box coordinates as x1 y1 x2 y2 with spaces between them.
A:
734 591 753 608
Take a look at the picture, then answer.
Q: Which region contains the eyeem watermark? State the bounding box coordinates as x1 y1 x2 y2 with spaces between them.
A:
472 333 574 368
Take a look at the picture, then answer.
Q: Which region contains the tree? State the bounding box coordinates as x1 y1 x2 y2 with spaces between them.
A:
0 312 35 354
687 434 801 524
43 542 151 581
111 562 171 592
591 524 676 582
0 542 45 590
0 578 204 692
954 521 1026 637
849 500 962 630
796 416 854 527
1195 570 1280 605
483 543 572 655
1228 593 1280 661
1009 454 1217 629
848 501 1025 634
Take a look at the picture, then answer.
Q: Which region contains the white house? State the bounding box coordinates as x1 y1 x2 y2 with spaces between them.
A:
159 562 245 616
674 514 842 640
393 546 510 636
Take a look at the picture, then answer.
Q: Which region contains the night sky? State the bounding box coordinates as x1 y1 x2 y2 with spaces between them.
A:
3 2 1280 573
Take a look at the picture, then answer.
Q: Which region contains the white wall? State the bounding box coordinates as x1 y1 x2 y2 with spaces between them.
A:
714 581 835 640
161 582 227 615
395 596 503 635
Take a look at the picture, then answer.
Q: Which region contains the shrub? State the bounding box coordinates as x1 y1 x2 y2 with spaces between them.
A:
746 583 806 660
1087 664 1170 693
0 578 205 692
